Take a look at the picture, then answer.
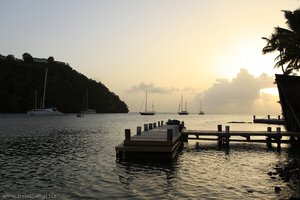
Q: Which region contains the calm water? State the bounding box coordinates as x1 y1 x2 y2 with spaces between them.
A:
0 113 299 199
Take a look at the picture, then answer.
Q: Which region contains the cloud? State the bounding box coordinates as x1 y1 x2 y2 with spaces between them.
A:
199 68 277 114
127 82 173 94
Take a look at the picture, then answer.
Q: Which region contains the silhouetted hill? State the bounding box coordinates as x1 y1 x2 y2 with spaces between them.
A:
0 54 129 113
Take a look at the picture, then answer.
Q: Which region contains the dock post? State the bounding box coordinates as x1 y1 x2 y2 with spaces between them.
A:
217 125 223 146
125 129 131 141
167 129 173 142
253 115 256 120
153 122 157 128
161 121 164 125
158 121 161 127
266 127 272 148
276 127 282 150
225 126 230 146
268 115 270 119
144 124 148 131
149 123 153 130
137 126 142 135
278 115 281 120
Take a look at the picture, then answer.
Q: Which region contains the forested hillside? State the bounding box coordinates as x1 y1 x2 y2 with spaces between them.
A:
0 54 129 113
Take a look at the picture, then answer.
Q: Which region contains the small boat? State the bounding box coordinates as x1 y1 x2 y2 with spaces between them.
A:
27 108 64 116
178 95 189 115
27 68 64 116
199 101 205 115
140 91 155 115
76 112 84 117
81 89 96 114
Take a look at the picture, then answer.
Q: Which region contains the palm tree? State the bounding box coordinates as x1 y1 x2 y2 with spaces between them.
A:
262 9 300 75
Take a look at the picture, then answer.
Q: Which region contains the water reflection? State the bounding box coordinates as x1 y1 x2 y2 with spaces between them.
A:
116 159 178 198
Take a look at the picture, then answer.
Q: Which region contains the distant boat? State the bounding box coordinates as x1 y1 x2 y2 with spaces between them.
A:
140 91 155 115
27 68 64 116
199 100 205 115
178 95 189 115
81 89 96 114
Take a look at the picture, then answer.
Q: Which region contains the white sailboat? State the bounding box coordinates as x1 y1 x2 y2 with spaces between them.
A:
140 91 155 115
27 68 64 116
81 89 96 114
199 100 205 115
178 95 189 115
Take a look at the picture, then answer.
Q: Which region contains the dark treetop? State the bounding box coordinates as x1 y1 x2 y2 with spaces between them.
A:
0 54 129 113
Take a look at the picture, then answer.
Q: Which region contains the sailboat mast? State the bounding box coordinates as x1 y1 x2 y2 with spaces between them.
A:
34 90 37 110
152 100 154 112
185 100 187 111
145 91 148 112
86 89 89 110
42 68 48 109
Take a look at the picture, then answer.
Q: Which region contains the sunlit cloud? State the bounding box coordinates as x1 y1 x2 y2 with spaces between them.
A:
199 68 278 114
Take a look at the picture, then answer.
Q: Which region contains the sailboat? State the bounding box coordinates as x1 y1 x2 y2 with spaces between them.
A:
199 100 205 115
178 95 189 115
27 68 64 116
81 89 96 114
140 91 155 115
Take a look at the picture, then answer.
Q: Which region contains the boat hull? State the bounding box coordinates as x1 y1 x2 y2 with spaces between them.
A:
178 112 189 115
27 109 64 116
140 112 155 115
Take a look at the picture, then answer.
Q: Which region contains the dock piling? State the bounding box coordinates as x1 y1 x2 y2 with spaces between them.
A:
137 126 142 135
276 127 282 150
266 127 272 148
217 125 223 146
144 124 148 131
225 126 230 146
158 121 161 127
167 129 173 141
153 123 157 128
149 123 153 130
125 129 131 141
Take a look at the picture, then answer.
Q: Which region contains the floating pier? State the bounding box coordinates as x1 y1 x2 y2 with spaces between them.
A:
253 115 285 125
115 121 184 161
183 125 300 149
116 120 300 161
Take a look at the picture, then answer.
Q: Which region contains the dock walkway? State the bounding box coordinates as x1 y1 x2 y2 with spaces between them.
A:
115 121 183 160
115 120 300 161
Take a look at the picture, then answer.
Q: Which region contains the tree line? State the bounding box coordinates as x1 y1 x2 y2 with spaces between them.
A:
0 53 129 113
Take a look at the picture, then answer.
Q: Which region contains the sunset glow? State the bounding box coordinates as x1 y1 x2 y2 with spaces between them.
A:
1 0 299 114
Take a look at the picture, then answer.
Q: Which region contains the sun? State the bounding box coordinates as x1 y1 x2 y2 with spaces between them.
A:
215 37 280 79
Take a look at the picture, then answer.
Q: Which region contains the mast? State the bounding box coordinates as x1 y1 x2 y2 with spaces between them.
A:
178 95 183 112
185 100 187 112
145 91 148 112
42 68 48 109
34 90 37 110
152 100 154 112
86 89 89 110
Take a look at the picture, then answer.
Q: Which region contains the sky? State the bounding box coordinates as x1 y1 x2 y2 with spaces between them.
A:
1 0 299 114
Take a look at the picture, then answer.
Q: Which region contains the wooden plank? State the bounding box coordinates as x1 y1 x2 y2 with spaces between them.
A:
183 130 300 137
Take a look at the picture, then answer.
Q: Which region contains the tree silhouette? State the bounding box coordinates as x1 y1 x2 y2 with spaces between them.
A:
47 56 54 62
262 9 300 75
22 53 33 63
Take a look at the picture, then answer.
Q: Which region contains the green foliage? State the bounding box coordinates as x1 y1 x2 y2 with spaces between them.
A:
262 9 300 75
0 54 129 113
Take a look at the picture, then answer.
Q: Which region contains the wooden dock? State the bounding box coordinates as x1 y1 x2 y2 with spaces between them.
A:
115 121 184 161
116 120 300 161
253 115 285 125
183 125 300 149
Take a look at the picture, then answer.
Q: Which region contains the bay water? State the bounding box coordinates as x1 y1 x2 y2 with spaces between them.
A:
0 113 299 199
